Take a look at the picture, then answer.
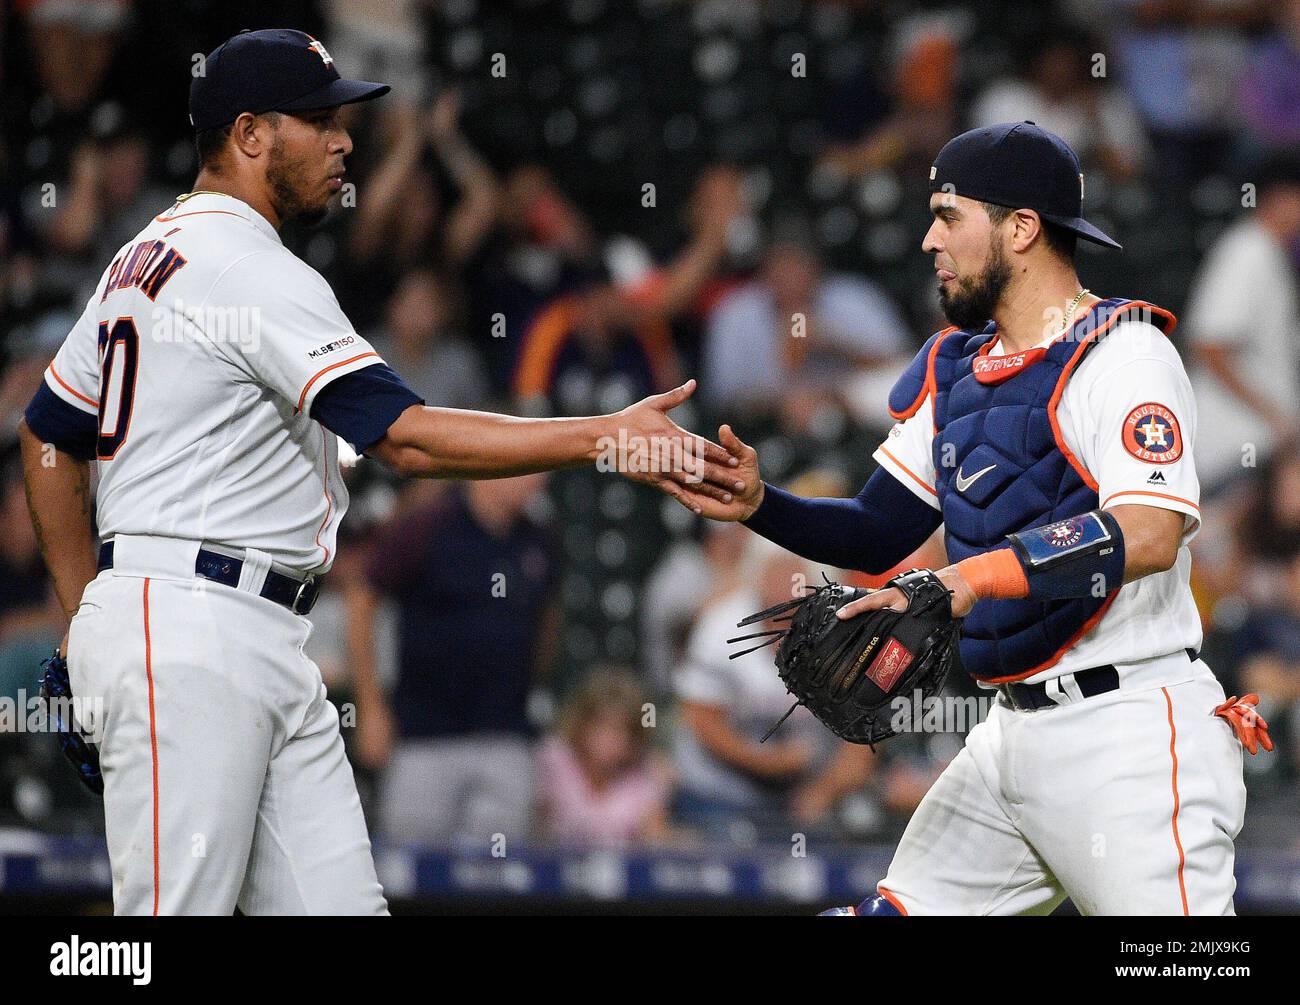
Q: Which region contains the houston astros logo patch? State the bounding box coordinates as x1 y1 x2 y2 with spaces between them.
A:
1047 517 1087 548
1123 402 1182 464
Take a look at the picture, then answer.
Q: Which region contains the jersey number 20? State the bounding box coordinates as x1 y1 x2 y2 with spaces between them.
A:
97 318 139 458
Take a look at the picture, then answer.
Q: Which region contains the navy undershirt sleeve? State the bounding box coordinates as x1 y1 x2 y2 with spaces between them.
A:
310 363 424 453
742 466 943 573
23 382 99 460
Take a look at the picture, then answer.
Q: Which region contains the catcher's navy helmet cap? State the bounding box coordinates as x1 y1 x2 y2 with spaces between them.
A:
189 28 390 132
928 121 1121 250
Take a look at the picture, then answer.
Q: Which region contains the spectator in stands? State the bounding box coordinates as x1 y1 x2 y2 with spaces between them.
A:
818 18 962 181
364 268 489 410
1217 544 1300 787
15 0 126 123
12 1 129 293
673 536 874 842
1100 0 1266 188
464 163 607 392
969 30 1150 177
1185 153 1300 492
1234 450 1300 572
512 272 681 415
509 165 745 412
640 520 749 694
35 118 174 303
0 455 61 701
537 668 673 846
1240 0 1300 154
323 0 429 88
343 89 500 326
0 307 73 435
347 474 561 845
702 230 909 419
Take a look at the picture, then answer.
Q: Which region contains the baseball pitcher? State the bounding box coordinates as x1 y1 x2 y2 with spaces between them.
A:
19 29 742 915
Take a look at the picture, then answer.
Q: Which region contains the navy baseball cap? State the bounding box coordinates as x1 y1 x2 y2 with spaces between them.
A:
189 29 390 132
928 121 1121 250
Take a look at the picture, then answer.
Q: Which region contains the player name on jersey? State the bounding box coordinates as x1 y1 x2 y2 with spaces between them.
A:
100 239 188 303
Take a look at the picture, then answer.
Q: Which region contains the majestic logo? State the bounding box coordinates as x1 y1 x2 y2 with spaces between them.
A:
867 638 914 691
1123 402 1183 464
307 37 334 66
1045 517 1086 549
1146 470 1167 485
954 463 997 493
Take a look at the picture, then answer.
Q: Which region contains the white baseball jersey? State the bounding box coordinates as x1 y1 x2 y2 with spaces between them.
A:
43 191 385 574
48 189 391 915
873 318 1203 683
860 317 1250 917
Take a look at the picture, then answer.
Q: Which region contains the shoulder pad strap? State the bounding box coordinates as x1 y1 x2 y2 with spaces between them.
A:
888 327 957 420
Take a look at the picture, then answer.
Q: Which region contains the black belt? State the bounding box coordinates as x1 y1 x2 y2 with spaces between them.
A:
997 648 1199 711
97 541 321 615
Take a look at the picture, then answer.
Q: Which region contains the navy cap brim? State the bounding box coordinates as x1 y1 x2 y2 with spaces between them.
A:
1038 211 1123 250
276 77 390 114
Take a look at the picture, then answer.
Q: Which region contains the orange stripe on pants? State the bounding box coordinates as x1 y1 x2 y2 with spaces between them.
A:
143 578 160 916
1162 686 1189 916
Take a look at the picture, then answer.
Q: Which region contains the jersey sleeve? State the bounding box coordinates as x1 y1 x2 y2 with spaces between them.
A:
310 363 424 453
1080 327 1201 537
207 251 386 413
43 293 102 415
872 396 940 510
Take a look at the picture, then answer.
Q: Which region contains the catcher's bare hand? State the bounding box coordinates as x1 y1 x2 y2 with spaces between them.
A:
837 565 978 620
612 380 745 511
658 422 764 521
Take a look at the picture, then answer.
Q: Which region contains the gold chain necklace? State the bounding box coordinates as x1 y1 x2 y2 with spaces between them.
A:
1060 287 1090 336
175 190 227 202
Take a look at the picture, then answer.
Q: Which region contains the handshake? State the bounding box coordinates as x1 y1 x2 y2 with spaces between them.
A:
602 378 765 521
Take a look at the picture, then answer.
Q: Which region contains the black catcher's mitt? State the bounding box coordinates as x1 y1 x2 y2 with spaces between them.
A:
729 569 961 746
38 650 104 795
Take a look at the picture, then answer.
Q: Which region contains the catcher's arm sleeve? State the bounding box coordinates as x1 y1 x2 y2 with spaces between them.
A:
742 467 942 573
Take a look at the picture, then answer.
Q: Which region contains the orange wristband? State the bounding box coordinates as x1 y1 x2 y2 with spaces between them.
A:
955 550 1030 600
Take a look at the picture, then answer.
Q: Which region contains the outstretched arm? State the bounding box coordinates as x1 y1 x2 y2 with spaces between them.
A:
367 380 745 508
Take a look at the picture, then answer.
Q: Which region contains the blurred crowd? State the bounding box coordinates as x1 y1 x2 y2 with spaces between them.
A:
1 0 1299 856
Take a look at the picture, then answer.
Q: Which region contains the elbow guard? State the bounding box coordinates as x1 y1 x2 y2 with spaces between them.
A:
1006 509 1126 600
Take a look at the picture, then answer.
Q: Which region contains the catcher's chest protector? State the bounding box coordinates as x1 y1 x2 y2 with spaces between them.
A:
888 298 1175 682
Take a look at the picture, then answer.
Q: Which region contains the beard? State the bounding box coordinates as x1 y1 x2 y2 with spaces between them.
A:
938 239 1012 330
266 137 330 228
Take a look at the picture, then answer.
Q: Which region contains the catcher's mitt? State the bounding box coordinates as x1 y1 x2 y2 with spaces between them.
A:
729 569 961 746
38 650 104 795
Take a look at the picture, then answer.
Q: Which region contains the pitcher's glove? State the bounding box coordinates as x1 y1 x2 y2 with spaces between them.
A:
730 569 961 747
38 650 104 795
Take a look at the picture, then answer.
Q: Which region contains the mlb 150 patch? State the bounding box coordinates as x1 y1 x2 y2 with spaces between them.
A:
1123 402 1182 464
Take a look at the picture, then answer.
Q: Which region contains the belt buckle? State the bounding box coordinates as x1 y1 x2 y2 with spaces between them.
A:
291 576 319 615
